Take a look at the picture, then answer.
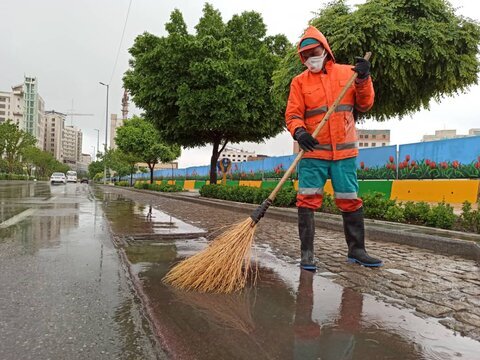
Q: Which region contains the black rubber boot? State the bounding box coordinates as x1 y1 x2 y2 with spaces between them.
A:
342 207 383 267
298 207 317 271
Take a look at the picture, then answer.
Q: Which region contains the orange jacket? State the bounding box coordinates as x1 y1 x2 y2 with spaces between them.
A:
286 26 374 160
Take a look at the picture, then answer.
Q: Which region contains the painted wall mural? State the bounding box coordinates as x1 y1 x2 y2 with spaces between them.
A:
130 136 480 181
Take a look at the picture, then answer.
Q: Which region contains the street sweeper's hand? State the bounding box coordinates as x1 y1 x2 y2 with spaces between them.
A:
352 57 370 79
295 128 319 152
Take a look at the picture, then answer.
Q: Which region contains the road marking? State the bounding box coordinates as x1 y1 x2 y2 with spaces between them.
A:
0 208 36 228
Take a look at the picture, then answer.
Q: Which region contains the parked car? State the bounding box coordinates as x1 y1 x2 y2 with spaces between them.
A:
80 178 89 184
66 170 78 183
50 172 66 185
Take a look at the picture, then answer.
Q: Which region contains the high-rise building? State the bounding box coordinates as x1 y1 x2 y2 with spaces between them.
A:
0 91 11 124
110 90 129 150
110 114 123 150
0 76 45 149
44 111 65 161
63 126 82 165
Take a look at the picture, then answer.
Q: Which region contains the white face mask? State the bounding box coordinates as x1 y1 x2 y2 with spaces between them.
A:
305 51 327 73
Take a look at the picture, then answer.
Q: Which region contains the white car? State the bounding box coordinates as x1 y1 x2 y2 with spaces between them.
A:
66 170 78 183
50 172 66 185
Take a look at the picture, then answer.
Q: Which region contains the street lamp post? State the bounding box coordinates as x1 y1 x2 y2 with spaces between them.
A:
94 128 100 160
99 82 109 185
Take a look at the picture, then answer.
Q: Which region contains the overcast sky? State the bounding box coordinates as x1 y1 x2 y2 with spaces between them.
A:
1 0 479 167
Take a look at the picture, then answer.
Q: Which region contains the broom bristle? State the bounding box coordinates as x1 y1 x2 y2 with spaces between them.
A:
163 217 258 293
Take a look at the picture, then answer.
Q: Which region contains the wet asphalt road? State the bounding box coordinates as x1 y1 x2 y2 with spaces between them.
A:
0 181 162 360
2 181 480 360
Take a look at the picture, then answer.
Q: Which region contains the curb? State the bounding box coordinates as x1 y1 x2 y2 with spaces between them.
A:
105 186 480 263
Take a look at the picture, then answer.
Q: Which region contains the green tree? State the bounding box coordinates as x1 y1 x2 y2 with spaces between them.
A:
115 116 181 183
23 146 69 178
88 160 104 180
124 4 290 183
104 148 140 185
0 120 37 174
272 0 480 120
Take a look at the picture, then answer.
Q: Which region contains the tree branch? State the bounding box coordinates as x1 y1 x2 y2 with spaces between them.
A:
219 138 229 155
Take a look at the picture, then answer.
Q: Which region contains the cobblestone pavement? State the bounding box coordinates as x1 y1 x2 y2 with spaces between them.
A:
105 187 480 341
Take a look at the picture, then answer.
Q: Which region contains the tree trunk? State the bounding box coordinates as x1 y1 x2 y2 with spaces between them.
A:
148 164 154 184
209 140 220 184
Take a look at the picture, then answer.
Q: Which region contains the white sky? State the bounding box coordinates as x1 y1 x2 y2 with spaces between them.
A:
1 0 479 167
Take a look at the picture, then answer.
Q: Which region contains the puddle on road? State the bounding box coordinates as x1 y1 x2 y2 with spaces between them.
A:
101 192 206 240
98 188 479 359
121 240 480 360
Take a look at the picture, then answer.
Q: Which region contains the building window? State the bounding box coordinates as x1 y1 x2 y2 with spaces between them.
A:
383 134 387 139
364 134 368 139
364 143 368 147
359 134 364 139
359 142 363 147
382 143 386 146
372 143 376 147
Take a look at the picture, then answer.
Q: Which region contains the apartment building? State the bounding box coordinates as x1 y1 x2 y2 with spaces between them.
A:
0 76 45 149
44 111 65 161
219 147 256 162
63 125 83 164
358 129 390 148
422 129 480 142
110 113 123 150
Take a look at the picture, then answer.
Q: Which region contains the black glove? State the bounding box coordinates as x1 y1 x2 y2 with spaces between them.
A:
352 57 370 79
294 127 319 152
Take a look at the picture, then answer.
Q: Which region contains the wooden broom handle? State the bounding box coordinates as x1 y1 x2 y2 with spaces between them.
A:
267 52 372 202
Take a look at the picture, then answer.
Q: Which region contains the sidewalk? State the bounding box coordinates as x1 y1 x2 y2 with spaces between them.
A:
131 188 480 261
104 186 480 341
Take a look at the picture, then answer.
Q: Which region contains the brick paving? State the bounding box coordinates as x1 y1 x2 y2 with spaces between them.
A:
105 187 480 341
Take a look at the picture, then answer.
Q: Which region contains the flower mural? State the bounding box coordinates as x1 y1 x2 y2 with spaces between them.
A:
398 155 480 179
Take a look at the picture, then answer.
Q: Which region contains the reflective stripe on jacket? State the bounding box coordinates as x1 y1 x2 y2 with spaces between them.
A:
285 26 375 160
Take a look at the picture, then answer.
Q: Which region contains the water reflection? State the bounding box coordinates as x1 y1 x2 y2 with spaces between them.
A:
293 270 421 359
101 192 205 239
123 241 479 360
0 182 81 254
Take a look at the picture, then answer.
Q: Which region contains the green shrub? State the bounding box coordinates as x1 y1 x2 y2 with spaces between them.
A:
384 205 406 223
459 201 480 233
403 201 431 223
426 202 457 229
0 173 31 181
200 184 296 207
272 188 297 207
115 181 130 187
361 192 397 220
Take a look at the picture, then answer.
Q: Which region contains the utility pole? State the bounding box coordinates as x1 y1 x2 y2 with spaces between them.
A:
94 129 100 160
99 82 109 185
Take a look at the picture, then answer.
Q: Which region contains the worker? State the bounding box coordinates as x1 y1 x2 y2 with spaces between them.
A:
285 25 383 270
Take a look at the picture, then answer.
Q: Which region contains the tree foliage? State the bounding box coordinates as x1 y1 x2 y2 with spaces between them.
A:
23 146 69 178
103 148 140 184
115 116 181 183
124 4 290 183
272 0 480 120
0 120 37 173
88 159 104 180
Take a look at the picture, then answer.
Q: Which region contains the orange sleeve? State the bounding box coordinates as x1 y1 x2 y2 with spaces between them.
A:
354 77 374 112
285 77 306 137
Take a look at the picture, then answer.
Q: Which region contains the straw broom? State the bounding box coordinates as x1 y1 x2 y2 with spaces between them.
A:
164 53 371 293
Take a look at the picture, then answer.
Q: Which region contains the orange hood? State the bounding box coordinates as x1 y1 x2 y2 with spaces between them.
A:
297 25 335 64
